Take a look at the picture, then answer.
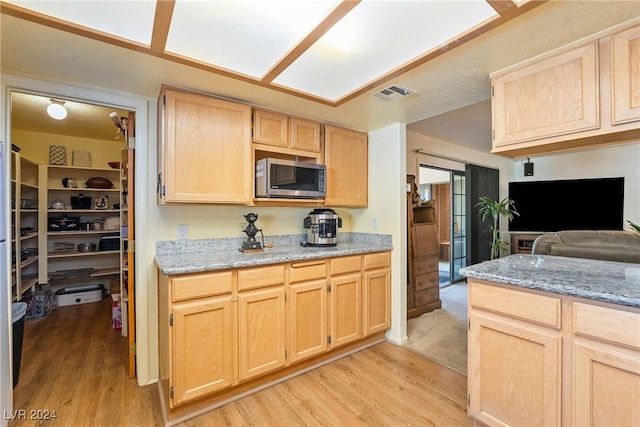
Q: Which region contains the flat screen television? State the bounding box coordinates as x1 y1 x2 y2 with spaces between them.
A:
508 177 624 232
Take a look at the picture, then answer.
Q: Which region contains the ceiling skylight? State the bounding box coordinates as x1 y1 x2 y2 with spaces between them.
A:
165 0 339 78
2 0 536 106
274 0 498 101
5 0 156 45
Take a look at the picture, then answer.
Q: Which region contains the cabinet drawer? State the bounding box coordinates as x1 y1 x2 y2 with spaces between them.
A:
414 255 438 275
574 302 640 350
330 255 362 276
415 286 439 306
414 272 438 292
289 260 327 283
171 271 233 302
469 281 561 328
238 265 285 291
364 252 390 270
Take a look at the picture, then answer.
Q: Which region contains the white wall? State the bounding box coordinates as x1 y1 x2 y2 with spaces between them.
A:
511 142 640 229
353 123 407 344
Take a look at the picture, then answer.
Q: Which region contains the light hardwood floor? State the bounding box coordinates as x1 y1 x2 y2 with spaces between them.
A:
12 299 471 426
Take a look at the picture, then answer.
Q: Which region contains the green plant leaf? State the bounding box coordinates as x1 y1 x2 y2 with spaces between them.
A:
476 196 519 259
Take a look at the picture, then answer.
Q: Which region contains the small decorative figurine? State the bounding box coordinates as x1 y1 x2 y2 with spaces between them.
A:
240 212 264 252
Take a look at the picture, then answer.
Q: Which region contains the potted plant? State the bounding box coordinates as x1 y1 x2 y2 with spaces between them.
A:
628 220 640 233
476 196 519 260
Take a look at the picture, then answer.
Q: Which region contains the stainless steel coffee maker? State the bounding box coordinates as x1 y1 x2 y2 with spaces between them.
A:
303 208 342 246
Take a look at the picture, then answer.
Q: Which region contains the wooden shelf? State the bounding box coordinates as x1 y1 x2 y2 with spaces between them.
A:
48 230 120 236
48 250 120 259
48 187 120 192
91 268 121 277
48 209 119 213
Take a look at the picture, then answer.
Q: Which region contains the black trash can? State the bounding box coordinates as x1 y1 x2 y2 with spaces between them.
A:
12 302 27 388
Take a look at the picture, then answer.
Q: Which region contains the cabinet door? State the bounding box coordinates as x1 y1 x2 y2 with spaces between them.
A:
468 312 561 427
330 273 362 348
160 88 251 204
611 25 640 125
324 125 368 207
573 340 640 427
362 268 391 336
171 295 235 407
253 109 288 147
238 286 287 382
492 41 599 147
289 279 328 363
290 117 321 152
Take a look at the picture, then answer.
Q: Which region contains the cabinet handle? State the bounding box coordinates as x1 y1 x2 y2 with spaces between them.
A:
291 260 325 268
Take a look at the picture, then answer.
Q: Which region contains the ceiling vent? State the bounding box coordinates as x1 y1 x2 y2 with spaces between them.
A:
373 83 416 102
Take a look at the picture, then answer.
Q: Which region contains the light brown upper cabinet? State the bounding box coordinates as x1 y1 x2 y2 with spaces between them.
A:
491 19 640 158
253 109 321 154
324 125 368 207
611 24 640 125
158 87 252 204
492 41 600 147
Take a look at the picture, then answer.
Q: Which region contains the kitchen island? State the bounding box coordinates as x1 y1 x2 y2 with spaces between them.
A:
460 254 640 427
155 233 393 424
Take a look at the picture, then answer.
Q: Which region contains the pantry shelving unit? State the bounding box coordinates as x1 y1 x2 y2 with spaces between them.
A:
38 164 122 293
10 150 40 301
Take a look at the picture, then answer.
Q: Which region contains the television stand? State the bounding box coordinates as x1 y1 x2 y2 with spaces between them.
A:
510 233 542 254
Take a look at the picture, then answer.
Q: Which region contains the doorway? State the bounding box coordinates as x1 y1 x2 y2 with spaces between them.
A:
416 165 467 287
7 90 136 391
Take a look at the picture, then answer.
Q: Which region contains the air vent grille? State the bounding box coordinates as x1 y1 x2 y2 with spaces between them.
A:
373 83 416 102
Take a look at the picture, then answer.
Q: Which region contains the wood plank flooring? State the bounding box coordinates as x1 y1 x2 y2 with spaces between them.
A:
11 299 471 426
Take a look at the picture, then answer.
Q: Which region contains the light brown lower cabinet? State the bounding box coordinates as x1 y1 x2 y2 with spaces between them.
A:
158 251 391 413
329 271 362 348
171 295 236 407
363 252 391 336
467 279 640 427
237 286 287 382
572 302 640 426
288 255 364 363
289 279 329 363
468 311 561 426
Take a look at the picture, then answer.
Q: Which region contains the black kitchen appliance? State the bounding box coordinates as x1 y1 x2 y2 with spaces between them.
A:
99 236 119 251
303 209 341 246
70 194 91 209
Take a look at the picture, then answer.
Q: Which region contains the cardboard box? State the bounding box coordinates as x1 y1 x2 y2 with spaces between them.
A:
111 293 122 330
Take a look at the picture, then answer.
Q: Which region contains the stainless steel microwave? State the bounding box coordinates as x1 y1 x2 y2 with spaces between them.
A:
255 158 326 199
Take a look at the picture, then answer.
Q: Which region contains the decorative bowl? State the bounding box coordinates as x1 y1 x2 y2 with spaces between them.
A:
108 162 121 169
85 177 114 189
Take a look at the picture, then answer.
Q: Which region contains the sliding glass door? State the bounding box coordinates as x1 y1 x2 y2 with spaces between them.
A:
450 171 467 282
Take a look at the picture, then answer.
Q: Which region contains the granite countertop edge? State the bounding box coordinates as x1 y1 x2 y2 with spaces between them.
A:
460 254 640 309
156 233 393 276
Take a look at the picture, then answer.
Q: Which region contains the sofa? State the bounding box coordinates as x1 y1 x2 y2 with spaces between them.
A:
531 230 640 264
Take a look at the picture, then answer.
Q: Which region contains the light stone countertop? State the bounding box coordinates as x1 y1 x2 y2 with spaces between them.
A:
155 233 392 276
460 254 640 308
